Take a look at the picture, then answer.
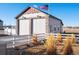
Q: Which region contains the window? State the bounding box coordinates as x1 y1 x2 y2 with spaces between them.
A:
50 25 52 32
58 27 59 31
54 27 56 31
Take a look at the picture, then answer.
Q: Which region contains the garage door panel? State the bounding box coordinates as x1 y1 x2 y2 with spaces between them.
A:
33 19 46 34
19 20 30 35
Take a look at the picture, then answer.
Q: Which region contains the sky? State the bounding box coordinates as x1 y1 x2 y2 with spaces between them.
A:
0 3 79 26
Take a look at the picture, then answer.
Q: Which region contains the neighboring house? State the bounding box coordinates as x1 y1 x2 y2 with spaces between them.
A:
0 20 3 30
0 20 4 35
0 20 16 36
16 7 63 35
3 25 16 35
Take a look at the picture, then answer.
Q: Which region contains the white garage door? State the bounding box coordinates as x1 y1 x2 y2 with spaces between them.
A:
19 20 30 35
33 19 46 34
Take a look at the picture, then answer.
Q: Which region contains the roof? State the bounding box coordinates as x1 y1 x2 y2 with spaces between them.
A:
15 7 63 25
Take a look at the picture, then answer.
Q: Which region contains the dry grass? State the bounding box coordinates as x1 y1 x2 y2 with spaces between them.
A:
57 33 62 42
24 45 46 55
71 34 76 44
62 37 73 55
72 44 79 55
44 33 57 55
31 35 39 45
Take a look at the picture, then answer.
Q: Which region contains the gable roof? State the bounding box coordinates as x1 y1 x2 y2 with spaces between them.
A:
15 7 63 25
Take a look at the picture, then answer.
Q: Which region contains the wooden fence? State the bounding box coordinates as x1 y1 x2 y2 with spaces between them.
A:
0 33 79 49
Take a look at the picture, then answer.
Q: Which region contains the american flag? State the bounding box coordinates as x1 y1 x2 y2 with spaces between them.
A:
39 5 48 10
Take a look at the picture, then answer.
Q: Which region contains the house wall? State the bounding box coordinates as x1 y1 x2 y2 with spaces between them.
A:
17 12 48 35
16 20 19 35
0 21 3 30
49 16 63 33
18 12 47 19
17 13 63 35
0 21 4 35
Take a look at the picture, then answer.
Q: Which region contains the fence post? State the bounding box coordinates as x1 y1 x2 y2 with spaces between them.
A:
12 36 15 48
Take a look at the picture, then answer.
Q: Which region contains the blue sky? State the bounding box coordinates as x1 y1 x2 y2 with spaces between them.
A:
0 3 79 26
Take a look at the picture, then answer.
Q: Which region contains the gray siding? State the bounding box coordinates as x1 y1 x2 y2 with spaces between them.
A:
49 16 63 33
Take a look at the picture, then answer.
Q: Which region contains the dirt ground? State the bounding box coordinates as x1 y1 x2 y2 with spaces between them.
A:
72 44 79 55
6 43 79 55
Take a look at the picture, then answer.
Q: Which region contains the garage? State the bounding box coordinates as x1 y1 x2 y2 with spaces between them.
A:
19 20 30 35
16 7 63 35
